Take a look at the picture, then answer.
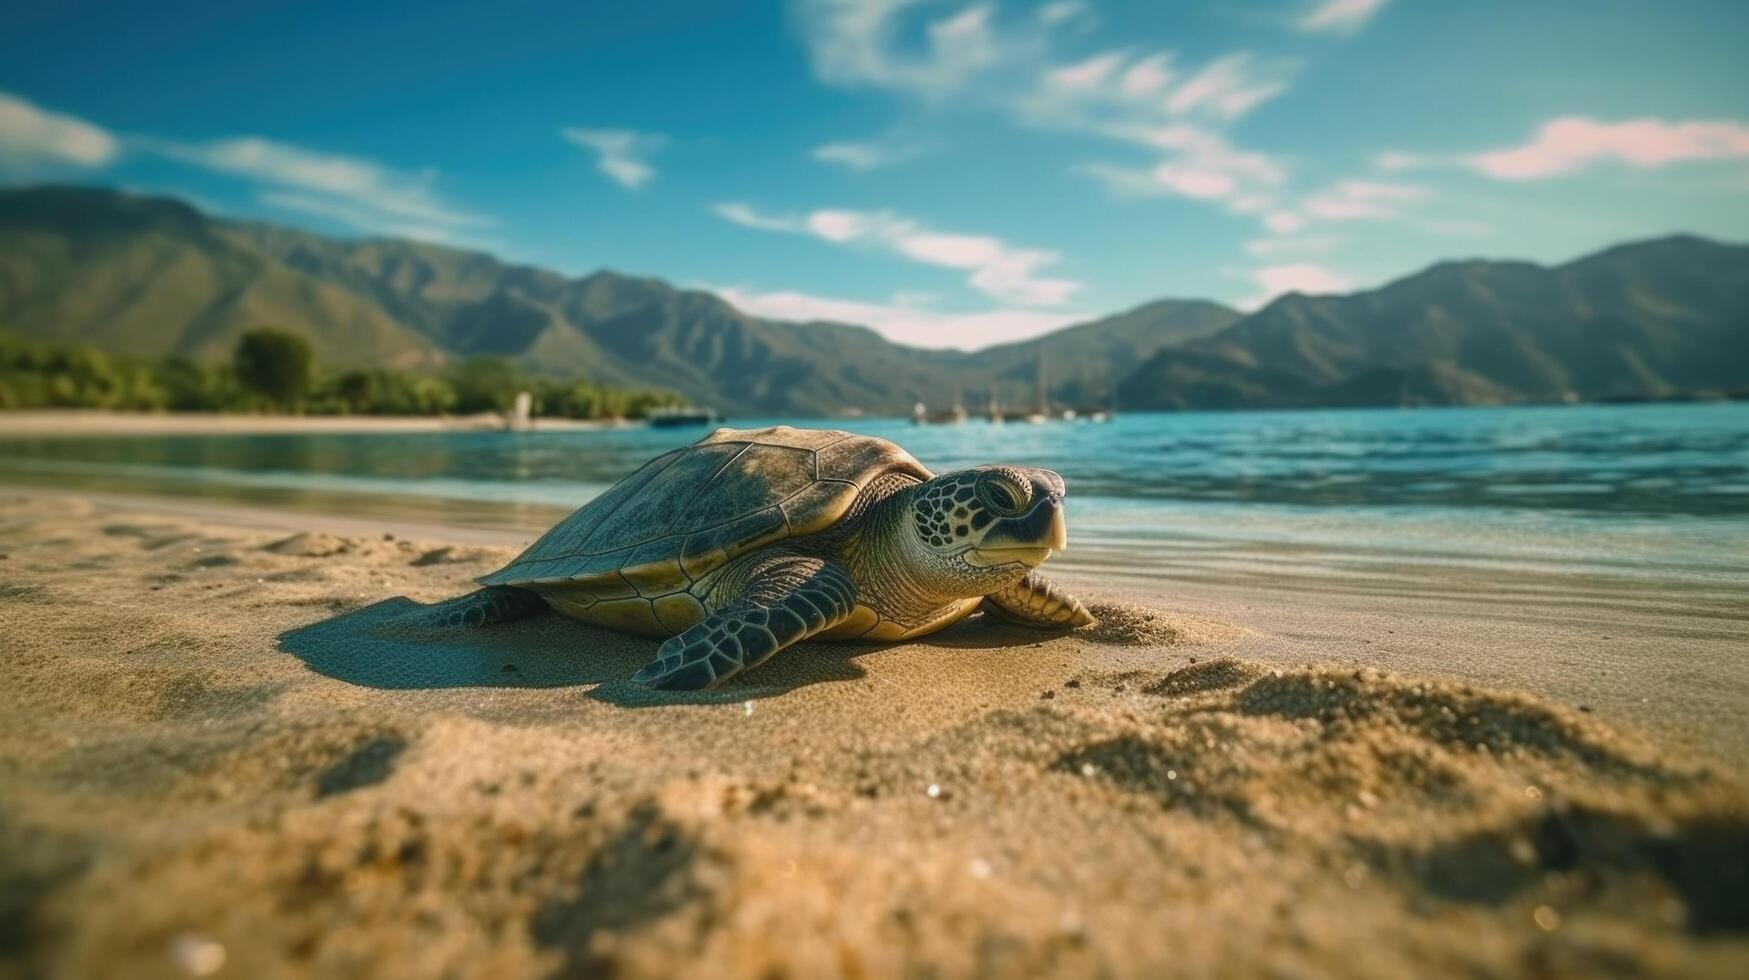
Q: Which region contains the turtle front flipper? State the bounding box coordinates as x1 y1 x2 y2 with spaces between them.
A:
982 570 1097 629
631 557 858 691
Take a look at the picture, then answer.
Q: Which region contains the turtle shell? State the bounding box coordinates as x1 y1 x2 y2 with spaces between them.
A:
477 425 931 595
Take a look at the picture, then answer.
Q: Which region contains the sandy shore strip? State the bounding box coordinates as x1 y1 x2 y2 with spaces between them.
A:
1 492 1745 978
0 409 636 436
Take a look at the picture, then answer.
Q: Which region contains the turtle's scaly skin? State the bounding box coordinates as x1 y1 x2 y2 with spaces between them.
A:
451 425 1093 689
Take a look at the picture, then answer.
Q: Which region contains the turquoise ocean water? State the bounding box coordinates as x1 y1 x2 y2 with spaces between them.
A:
3 403 1746 593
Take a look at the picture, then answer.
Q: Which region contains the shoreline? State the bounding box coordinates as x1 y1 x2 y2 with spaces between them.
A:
7 400 1748 439
0 408 642 436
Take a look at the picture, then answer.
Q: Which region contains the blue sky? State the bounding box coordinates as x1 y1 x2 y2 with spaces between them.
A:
3 0 1748 348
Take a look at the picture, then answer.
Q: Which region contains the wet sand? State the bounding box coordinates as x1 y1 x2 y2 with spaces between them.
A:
0 491 1745 978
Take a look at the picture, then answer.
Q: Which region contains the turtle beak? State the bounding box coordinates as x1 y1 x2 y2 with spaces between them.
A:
1046 504 1068 552
966 492 1068 567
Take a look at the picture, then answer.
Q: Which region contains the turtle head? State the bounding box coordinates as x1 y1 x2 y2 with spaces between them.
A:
907 465 1070 583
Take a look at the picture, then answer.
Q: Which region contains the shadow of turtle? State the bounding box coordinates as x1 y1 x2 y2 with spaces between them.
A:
587 641 873 708
279 596 873 702
919 611 1072 650
589 613 1068 705
279 597 638 690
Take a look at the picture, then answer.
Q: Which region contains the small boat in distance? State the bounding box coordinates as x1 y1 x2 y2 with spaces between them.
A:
504 391 534 432
648 406 723 428
912 396 968 425
1022 355 1050 422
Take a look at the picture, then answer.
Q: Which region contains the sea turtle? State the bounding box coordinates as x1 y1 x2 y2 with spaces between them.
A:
428 425 1095 690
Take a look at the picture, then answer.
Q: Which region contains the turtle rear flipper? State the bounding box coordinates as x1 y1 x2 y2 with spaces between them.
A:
631 557 857 691
422 586 549 629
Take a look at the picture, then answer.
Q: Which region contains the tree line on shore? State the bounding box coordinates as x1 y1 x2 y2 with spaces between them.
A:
0 327 685 419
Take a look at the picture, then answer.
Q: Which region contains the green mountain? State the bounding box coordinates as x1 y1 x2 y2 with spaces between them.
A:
1120 235 1749 409
3 186 1744 414
0 186 1236 415
0 187 441 371
966 299 1239 407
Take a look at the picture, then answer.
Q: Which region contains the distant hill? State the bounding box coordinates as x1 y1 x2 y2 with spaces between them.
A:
2 186 1744 414
1121 235 1749 409
0 186 1236 415
967 299 1239 407
0 187 441 371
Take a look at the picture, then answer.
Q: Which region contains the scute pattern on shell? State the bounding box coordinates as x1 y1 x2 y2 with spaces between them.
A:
476 426 931 593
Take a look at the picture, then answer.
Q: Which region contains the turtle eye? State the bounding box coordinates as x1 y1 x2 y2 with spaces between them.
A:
976 474 1029 516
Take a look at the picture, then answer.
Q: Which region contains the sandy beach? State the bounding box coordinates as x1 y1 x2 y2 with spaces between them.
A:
1 490 1745 978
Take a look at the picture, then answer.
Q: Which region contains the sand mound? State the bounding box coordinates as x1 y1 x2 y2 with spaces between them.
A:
409 545 501 567
1081 600 1250 647
264 531 356 557
1060 658 1713 831
1066 659 1747 942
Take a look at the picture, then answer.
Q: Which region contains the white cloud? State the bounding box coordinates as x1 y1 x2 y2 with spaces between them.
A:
713 201 803 232
712 285 1084 349
798 2 1290 127
1237 262 1353 310
1296 0 1390 36
0 90 492 245
1030 48 1291 128
1467 116 1749 180
1083 125 1287 217
1156 167 1235 199
256 191 499 248
1036 1 1088 27
150 135 487 234
1263 210 1306 234
1300 178 1426 220
1240 158 1439 233
257 190 405 230
795 3 1295 235
714 201 1079 306
795 0 1023 99
1046 50 1127 93
1140 125 1285 182
562 127 665 189
1164 54 1288 121
0 92 118 168
805 207 900 243
811 138 921 171
1035 49 1293 222
965 247 1075 306
1121 53 1174 98
893 229 1004 267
